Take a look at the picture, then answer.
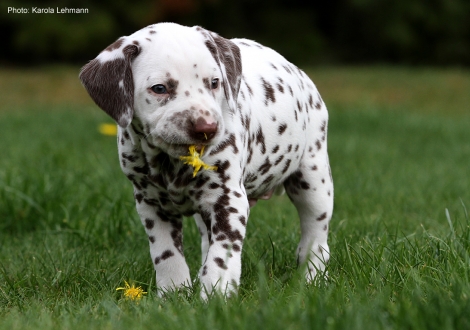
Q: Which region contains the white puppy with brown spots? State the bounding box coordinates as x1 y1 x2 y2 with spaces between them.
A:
80 22 333 298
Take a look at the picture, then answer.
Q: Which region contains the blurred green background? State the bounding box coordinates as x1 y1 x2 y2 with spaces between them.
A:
1 0 470 66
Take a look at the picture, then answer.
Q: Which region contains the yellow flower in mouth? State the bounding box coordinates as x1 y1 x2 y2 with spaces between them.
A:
116 281 147 301
99 123 118 136
180 145 218 177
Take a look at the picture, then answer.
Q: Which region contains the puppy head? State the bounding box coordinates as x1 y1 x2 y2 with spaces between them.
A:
80 23 242 158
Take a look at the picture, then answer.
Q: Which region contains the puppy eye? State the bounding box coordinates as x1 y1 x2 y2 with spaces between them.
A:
211 78 219 89
151 84 167 94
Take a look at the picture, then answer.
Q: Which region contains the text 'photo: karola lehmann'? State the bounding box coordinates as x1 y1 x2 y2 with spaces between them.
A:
7 6 89 14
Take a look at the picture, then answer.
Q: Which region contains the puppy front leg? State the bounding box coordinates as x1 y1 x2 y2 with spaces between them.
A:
197 188 249 299
135 195 191 294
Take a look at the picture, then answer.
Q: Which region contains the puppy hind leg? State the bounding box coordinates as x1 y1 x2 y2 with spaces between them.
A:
284 154 333 282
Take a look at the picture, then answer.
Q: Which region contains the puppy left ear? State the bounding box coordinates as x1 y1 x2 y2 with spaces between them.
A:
79 38 141 128
197 27 242 114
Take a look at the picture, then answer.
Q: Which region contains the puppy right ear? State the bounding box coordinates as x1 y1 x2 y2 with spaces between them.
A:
79 38 141 128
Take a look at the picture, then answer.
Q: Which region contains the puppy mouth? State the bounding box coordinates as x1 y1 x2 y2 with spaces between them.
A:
149 132 215 158
180 143 207 154
168 143 207 157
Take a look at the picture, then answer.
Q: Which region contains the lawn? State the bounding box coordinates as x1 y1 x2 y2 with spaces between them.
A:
0 66 469 329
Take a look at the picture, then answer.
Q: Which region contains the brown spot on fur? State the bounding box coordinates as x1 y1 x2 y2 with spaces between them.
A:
246 82 254 96
278 123 287 135
166 78 179 97
216 234 227 241
214 257 228 269
145 219 155 229
258 157 272 175
274 155 284 165
261 174 274 186
261 77 276 105
282 159 291 174
154 250 174 265
203 77 211 90
104 38 124 52
210 133 239 155
135 193 143 203
255 126 266 154
316 140 321 150
308 94 314 108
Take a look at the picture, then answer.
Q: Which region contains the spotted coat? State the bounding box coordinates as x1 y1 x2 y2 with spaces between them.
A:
80 23 333 298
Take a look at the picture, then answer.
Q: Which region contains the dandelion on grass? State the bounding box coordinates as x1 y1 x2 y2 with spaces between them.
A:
116 281 147 302
99 123 118 136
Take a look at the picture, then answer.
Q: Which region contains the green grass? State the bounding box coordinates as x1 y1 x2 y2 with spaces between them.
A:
0 66 469 329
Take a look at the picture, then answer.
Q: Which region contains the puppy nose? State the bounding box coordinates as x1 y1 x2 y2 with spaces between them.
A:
192 117 218 141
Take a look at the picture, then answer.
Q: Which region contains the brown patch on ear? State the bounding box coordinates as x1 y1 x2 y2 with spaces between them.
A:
212 35 242 99
79 40 141 128
199 27 242 111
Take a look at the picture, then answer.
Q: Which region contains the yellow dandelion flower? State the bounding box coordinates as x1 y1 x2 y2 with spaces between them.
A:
99 123 118 136
116 281 147 301
180 145 218 177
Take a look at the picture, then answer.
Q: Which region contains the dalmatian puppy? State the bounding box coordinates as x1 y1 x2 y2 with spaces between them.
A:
80 23 333 298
